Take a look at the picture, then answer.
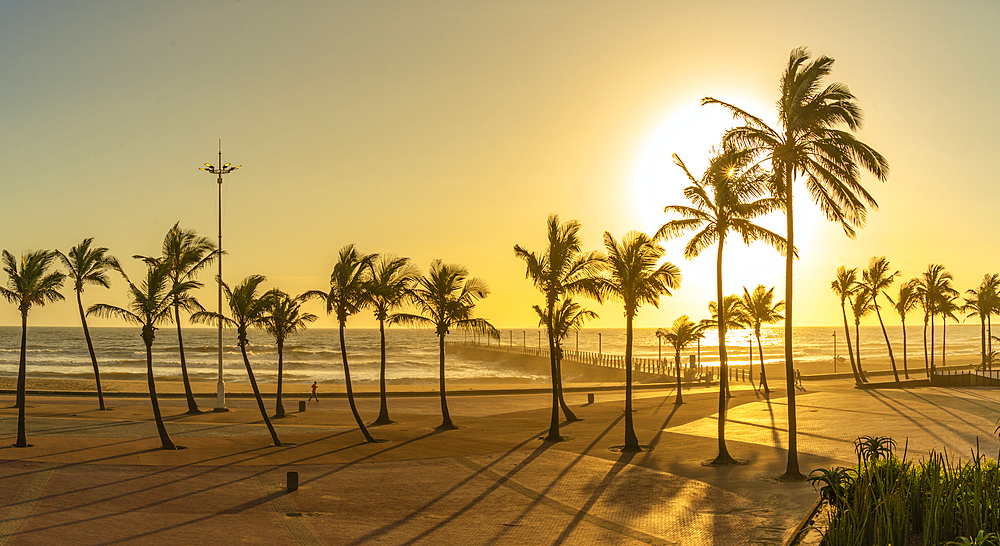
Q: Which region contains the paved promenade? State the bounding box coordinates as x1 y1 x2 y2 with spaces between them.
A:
1 379 998 545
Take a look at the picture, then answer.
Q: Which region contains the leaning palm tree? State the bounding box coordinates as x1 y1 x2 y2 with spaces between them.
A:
193 275 281 446
704 295 751 399
918 264 956 376
851 285 875 378
705 47 889 479
365 254 418 425
831 266 866 384
57 238 119 411
514 214 605 440
657 144 785 464
656 316 706 405
532 298 598 420
599 231 681 453
260 290 316 419
392 260 499 430
741 285 784 394
135 223 218 413
886 278 920 379
1 250 65 448
307 245 377 442
861 256 900 383
87 261 187 450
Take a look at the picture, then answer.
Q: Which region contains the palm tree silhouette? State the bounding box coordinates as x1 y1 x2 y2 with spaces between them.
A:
57 238 119 411
532 298 598 420
964 275 998 370
366 255 418 426
194 275 282 446
135 223 218 414
657 145 784 464
88 261 188 450
704 47 888 479
260 290 316 419
393 260 498 430
740 285 784 394
861 256 900 383
850 285 875 379
514 214 605 440
917 264 956 376
307 245 378 442
656 316 706 405
599 231 680 453
831 266 866 385
886 278 920 379
1 250 65 448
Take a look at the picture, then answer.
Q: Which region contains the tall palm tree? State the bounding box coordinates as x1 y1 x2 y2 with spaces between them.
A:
918 264 956 376
741 284 784 394
704 295 751 399
861 256 900 383
705 47 889 479
831 266 865 384
260 290 316 419
193 275 282 446
657 145 784 464
514 214 605 440
307 245 377 442
656 316 706 405
599 231 681 453
963 276 998 370
366 254 418 426
981 274 1000 370
533 298 598 420
392 260 498 430
135 223 218 413
57 238 119 411
963 289 988 370
886 278 920 379
1 250 65 448
87 261 188 450
851 285 875 380
938 294 960 369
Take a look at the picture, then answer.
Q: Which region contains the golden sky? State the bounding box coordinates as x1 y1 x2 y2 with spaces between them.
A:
1 1 998 330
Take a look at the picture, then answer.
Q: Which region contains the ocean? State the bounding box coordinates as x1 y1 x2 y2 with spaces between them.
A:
0 324 986 385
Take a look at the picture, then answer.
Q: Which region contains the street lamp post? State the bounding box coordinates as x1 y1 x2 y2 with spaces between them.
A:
200 142 240 412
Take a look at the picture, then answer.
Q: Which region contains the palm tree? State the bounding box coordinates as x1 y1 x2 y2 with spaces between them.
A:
964 276 998 370
193 275 282 446
260 290 316 419
366 254 418 425
392 260 498 430
57 239 119 411
514 214 605 440
704 295 751 399
964 289 988 369
87 261 188 450
705 47 889 479
886 278 920 379
741 285 784 394
1 250 65 448
981 274 1000 369
831 266 866 384
599 231 681 453
656 316 706 405
135 223 218 413
533 298 598 420
939 294 960 369
918 264 956 376
657 145 784 464
850 285 875 380
861 256 900 383
307 245 377 442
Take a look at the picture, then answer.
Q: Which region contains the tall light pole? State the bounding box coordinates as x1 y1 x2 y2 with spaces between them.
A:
200 141 240 412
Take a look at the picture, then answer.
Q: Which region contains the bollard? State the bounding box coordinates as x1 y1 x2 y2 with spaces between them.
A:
287 471 298 492
299 400 306 412
587 393 595 404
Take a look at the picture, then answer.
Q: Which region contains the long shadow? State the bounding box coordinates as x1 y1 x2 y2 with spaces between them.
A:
894 391 999 440
863 390 951 449
551 450 636 544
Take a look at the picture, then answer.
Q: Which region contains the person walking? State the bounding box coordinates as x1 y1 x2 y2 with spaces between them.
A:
308 381 319 402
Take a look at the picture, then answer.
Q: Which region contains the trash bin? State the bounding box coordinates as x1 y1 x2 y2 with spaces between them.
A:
299 400 306 412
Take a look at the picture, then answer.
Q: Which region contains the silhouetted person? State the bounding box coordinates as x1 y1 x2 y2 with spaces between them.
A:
794 369 803 389
308 381 319 402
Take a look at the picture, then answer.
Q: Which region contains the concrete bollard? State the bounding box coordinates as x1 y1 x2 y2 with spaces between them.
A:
587 393 595 404
299 400 306 412
287 471 298 492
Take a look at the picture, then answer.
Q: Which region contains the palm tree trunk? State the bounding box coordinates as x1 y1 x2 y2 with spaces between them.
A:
240 341 282 446
988 315 993 370
437 332 455 430
555 346 578 421
714 239 735 464
545 300 561 441
873 303 900 382
782 167 801 479
941 318 947 368
674 348 683 405
841 303 863 384
145 334 176 450
374 318 392 425
15 311 28 447
274 339 285 418
748 334 754 390
623 312 639 452
78 291 106 410
922 311 929 375
901 317 909 380
980 314 986 369
174 304 200 413
756 331 770 394
930 313 936 375
855 320 863 379
341 321 375 441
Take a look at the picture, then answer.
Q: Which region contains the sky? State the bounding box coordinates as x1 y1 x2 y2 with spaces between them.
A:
1 1 999 331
